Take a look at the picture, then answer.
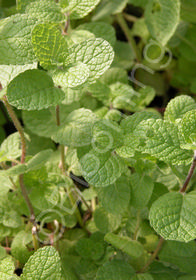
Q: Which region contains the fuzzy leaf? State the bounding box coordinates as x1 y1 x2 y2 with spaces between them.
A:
7 69 65 110
164 95 196 123
149 191 196 242
145 0 180 45
65 38 114 83
21 246 62 280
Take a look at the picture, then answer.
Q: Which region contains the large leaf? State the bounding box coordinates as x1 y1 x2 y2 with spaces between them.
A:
52 108 97 147
79 150 126 187
97 176 131 215
21 246 62 280
65 38 114 83
104 233 144 258
145 0 180 45
149 191 196 242
0 14 37 64
137 119 193 165
7 69 65 110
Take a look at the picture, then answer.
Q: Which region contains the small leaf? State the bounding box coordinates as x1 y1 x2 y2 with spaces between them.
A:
32 23 68 69
105 233 144 258
0 132 21 162
164 95 196 123
7 69 65 110
65 38 114 83
95 259 135 280
149 191 196 242
21 246 62 280
181 110 196 145
145 0 180 45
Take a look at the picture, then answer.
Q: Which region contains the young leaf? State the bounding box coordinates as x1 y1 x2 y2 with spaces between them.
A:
7 69 65 110
145 0 180 45
96 259 135 280
61 0 101 19
65 38 114 83
0 132 21 162
149 191 196 242
164 95 196 123
104 233 144 258
21 246 62 280
31 23 68 69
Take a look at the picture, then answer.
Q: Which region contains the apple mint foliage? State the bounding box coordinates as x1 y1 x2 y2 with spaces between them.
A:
1 0 196 279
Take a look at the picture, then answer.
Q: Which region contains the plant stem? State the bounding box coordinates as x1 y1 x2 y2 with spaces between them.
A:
123 13 138 22
116 13 141 62
2 96 36 224
2 96 26 163
180 150 196 193
55 105 66 173
133 210 141 240
139 237 165 273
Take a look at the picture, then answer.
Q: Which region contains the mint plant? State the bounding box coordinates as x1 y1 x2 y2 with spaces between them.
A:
0 0 196 279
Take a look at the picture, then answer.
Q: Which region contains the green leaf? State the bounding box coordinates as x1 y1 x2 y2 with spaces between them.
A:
95 259 135 280
181 0 196 23
149 191 196 242
11 230 33 264
128 0 147 8
76 238 105 260
25 0 65 23
77 22 116 47
26 149 53 171
0 164 27 176
51 63 90 88
94 207 121 233
159 240 196 274
145 0 180 45
80 150 126 187
179 25 196 62
85 81 110 104
0 14 37 64
104 233 144 258
164 95 196 123
65 38 114 83
31 23 68 69
62 0 101 19
0 132 21 162
0 256 19 279
7 69 65 110
93 0 128 20
181 110 196 145
0 175 13 196
130 174 154 209
52 108 97 147
22 103 80 138
21 246 62 280
0 64 37 88
138 119 193 165
112 41 135 69
131 273 154 280
97 176 131 215
99 67 128 85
